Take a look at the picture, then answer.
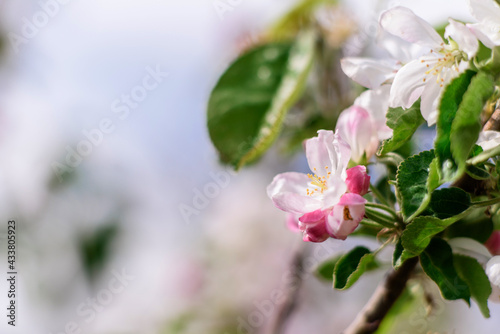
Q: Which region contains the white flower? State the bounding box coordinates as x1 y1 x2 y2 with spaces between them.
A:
381 7 479 126
467 0 500 47
477 130 500 150
486 256 500 303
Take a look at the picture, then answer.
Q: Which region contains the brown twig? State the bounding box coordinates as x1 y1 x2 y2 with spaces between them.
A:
342 257 419 334
483 108 500 131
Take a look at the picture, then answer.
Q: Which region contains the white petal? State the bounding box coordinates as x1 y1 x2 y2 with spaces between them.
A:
477 130 500 150
380 7 443 49
448 237 492 262
377 28 429 63
486 256 500 287
389 58 429 109
467 22 500 48
445 19 479 58
322 175 348 209
336 106 377 162
341 57 397 89
267 172 322 214
467 0 500 26
419 77 442 126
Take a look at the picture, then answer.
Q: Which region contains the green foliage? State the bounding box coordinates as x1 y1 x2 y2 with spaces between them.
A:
435 70 475 181
396 150 440 221
419 239 470 303
333 247 378 290
315 255 342 281
79 223 119 282
378 100 424 156
428 188 471 219
450 72 495 174
207 31 315 169
453 254 492 318
435 70 495 181
269 0 337 40
446 208 494 243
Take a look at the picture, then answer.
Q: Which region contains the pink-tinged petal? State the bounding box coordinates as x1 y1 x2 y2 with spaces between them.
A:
477 130 500 150
341 57 397 89
337 193 367 206
326 194 366 240
445 19 478 58
336 106 378 162
267 172 322 214
468 0 500 26
467 22 500 48
297 211 330 243
331 130 352 179
389 58 429 109
299 209 327 224
486 231 500 256
380 7 443 49
322 175 348 209
286 213 301 233
305 130 335 177
346 166 371 196
354 86 393 140
419 77 443 126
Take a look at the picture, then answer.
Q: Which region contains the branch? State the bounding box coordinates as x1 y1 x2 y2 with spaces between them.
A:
483 108 500 131
342 257 418 334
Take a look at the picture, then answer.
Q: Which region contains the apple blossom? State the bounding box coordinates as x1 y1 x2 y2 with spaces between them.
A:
336 86 392 162
477 130 500 150
467 0 500 47
267 130 369 242
380 7 479 126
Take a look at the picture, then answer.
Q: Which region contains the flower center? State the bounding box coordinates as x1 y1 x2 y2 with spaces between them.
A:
306 166 332 196
421 42 466 87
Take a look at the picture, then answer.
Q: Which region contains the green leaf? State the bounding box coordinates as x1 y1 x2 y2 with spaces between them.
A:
393 239 404 268
453 254 491 318
396 150 440 221
269 0 337 40
435 70 476 181
207 31 315 169
467 144 500 165
378 100 424 156
315 255 342 281
450 72 495 175
446 208 494 243
428 187 471 219
419 238 470 303
398 211 469 265
333 247 377 290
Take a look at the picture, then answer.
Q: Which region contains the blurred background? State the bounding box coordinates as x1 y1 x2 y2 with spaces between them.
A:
0 0 498 333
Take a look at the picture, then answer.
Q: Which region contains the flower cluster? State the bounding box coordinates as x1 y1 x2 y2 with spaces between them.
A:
267 130 370 242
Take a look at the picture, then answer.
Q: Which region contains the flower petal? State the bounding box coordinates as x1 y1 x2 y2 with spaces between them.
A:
354 85 392 140
389 58 429 109
380 7 443 49
336 106 378 162
468 0 500 26
326 194 366 240
445 19 478 59
346 166 371 196
341 57 397 89
419 76 442 126
477 130 500 150
322 175 348 209
377 28 430 63
267 172 322 214
467 22 500 48
486 256 500 287
485 231 500 256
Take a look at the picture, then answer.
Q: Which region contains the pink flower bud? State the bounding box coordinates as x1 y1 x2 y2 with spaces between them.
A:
486 231 500 256
346 165 370 196
326 193 366 240
298 209 330 243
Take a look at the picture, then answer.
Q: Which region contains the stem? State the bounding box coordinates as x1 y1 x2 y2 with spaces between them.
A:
343 257 419 334
369 183 392 208
364 208 396 229
483 108 500 131
365 203 398 220
472 196 500 207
